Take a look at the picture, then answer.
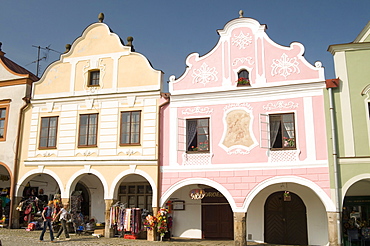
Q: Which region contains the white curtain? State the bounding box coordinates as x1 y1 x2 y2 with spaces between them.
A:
269 121 280 147
283 122 294 138
187 121 197 149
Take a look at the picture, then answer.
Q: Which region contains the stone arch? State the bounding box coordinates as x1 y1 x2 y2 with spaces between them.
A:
65 167 109 199
160 178 237 211
341 173 370 202
243 175 335 212
110 168 157 207
16 168 64 197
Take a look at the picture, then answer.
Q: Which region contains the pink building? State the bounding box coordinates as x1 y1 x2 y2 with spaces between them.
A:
160 12 336 245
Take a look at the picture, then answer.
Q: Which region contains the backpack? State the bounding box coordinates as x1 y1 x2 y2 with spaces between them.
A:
44 206 52 218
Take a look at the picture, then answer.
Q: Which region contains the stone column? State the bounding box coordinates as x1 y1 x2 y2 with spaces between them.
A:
327 211 340 246
104 199 115 238
147 207 158 241
234 212 246 246
60 198 70 206
10 196 22 228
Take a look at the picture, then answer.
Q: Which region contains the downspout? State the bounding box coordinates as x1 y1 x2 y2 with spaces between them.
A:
326 78 342 245
9 95 31 229
157 92 170 210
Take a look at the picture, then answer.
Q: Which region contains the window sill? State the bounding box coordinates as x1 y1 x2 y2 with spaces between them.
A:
38 147 57 150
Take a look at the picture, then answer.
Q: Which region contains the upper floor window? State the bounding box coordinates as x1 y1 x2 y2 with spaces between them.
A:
186 118 209 153
120 111 141 145
39 116 58 149
0 106 9 141
237 69 250 86
89 70 100 86
270 113 296 149
78 113 98 147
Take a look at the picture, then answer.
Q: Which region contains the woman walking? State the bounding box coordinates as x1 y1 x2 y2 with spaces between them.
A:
55 204 71 240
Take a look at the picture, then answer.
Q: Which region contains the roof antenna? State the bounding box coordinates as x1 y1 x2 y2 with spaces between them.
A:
28 45 62 77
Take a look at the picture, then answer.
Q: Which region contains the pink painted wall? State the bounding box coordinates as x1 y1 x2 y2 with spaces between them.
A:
162 16 328 207
162 167 330 207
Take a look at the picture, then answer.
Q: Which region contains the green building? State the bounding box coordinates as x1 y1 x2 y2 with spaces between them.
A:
327 21 370 245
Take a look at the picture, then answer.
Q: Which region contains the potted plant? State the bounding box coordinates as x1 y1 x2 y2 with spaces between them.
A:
237 77 250 86
283 191 291 201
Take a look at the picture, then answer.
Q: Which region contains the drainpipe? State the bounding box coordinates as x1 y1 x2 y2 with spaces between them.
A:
326 78 342 245
9 95 31 229
157 92 170 210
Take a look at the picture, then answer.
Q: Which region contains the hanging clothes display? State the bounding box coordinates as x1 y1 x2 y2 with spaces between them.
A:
109 204 145 238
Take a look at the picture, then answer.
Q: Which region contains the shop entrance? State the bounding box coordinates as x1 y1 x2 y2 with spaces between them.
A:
264 191 308 245
0 165 11 227
342 179 370 244
201 188 233 239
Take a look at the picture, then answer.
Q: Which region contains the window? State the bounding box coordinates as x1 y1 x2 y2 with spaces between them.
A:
269 113 296 149
186 118 209 152
39 116 58 149
118 184 153 212
89 70 100 86
78 114 98 147
120 111 141 145
237 69 250 85
0 107 8 141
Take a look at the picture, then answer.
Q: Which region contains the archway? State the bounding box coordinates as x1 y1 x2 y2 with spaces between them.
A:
342 178 370 242
115 174 153 213
16 173 61 228
264 191 308 245
70 173 104 224
164 183 233 240
0 164 11 225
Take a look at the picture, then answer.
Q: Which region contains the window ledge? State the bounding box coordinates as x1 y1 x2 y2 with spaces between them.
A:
269 149 300 162
182 152 214 166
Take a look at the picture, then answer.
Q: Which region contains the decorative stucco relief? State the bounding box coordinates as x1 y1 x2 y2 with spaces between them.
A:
219 103 258 154
181 107 214 115
271 53 300 79
232 31 252 49
192 63 218 86
263 101 298 111
83 58 106 93
232 57 254 67
269 149 300 162
182 152 213 166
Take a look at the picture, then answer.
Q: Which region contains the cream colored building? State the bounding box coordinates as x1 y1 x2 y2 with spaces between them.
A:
0 43 38 228
14 14 166 237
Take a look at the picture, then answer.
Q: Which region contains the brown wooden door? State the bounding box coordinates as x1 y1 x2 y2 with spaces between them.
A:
202 190 233 239
264 191 308 245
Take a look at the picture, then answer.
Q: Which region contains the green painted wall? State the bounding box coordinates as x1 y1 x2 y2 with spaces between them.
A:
345 50 370 156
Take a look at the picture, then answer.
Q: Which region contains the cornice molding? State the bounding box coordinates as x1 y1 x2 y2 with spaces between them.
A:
328 42 370 55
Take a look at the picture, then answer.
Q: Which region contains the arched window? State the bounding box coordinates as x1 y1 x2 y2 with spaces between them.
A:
237 69 250 86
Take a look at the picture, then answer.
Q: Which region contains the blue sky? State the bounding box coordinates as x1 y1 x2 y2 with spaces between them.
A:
1 0 369 81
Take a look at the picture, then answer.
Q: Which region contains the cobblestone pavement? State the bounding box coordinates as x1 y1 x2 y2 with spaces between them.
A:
0 228 258 246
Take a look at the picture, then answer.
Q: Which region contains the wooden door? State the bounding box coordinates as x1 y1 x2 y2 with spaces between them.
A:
202 190 233 239
264 191 308 245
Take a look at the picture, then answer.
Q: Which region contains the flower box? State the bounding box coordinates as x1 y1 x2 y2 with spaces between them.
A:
237 77 250 86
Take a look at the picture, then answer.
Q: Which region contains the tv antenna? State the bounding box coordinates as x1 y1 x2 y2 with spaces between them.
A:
28 45 62 77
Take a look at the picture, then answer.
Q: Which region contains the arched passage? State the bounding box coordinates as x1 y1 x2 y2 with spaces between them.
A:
341 175 370 242
160 178 235 240
68 173 105 224
245 176 333 245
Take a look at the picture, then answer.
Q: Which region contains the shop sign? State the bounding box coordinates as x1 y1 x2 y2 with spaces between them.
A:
189 189 205 200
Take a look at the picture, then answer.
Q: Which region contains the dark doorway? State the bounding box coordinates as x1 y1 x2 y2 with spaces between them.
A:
201 188 233 239
264 191 308 245
74 182 90 217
